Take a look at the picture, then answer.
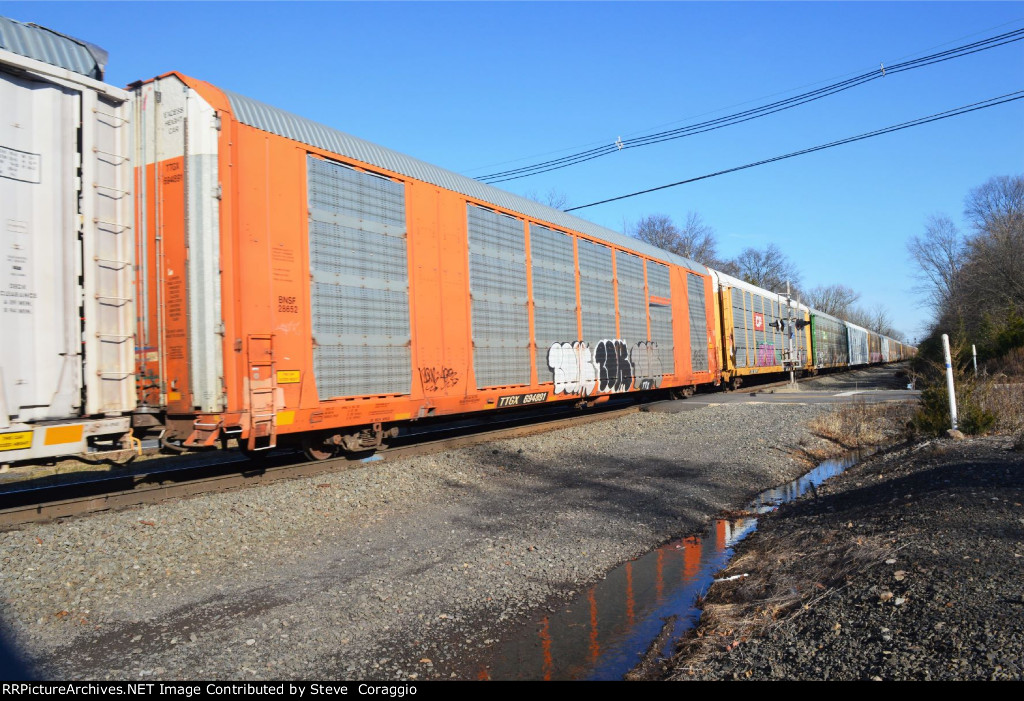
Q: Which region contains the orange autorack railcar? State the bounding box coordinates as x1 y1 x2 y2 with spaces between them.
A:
131 72 721 459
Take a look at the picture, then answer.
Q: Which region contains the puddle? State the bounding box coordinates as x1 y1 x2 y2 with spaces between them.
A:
477 450 871 680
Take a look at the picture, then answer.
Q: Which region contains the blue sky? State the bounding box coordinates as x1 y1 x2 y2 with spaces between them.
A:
6 1 1022 341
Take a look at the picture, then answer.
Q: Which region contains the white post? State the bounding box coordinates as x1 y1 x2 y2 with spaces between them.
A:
972 344 978 377
942 334 958 431
787 282 795 387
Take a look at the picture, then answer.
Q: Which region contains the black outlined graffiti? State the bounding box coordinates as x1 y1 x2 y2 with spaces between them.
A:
630 341 663 390
419 366 460 392
549 339 648 394
547 341 598 396
594 339 633 393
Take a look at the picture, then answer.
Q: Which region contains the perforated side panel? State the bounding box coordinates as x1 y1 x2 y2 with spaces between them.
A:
468 206 530 388
687 274 709 372
731 289 808 369
530 225 578 382
847 326 869 365
578 239 616 341
308 156 411 397
812 314 848 367
647 262 674 373
617 252 647 344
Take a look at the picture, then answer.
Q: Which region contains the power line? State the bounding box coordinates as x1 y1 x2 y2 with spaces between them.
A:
477 28 1024 184
460 15 1024 176
563 90 1024 212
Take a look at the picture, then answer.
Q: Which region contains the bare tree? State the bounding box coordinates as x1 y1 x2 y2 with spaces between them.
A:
806 283 860 317
869 304 900 339
962 175 1024 315
675 212 720 265
844 305 872 330
632 214 681 252
845 303 903 340
730 243 801 294
910 175 1022 363
964 174 1024 238
523 187 570 210
630 212 723 267
907 214 966 319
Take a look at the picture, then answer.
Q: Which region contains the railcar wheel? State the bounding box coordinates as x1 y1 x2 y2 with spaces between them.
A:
302 434 341 461
160 435 188 453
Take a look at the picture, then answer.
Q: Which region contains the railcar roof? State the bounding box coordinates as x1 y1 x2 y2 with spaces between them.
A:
712 269 809 311
0 16 107 79
219 87 707 276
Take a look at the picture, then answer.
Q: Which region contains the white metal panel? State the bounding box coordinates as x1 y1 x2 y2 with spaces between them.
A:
134 76 224 412
81 87 136 415
713 269 809 315
846 322 869 366
184 87 224 412
0 67 82 422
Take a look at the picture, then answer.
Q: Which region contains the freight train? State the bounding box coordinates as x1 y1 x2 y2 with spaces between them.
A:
0 18 913 465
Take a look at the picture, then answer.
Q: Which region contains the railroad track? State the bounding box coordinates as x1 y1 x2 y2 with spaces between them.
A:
0 399 650 529
0 367 910 529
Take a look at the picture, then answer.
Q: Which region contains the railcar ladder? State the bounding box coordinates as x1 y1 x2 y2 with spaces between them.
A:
246 334 278 451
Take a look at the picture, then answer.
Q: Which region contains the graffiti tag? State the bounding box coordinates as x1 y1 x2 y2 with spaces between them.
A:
630 341 664 390
420 366 459 392
594 339 633 393
549 339 668 395
756 343 778 367
548 341 598 396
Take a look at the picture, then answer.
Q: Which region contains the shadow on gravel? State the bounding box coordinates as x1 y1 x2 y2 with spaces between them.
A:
446 449 728 536
771 455 1022 531
32 589 293 678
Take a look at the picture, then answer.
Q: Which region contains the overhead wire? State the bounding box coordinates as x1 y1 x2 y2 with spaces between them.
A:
460 16 1024 176
475 28 1024 184
563 90 1024 212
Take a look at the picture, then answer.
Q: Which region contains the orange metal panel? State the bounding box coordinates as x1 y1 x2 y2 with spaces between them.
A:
157 155 191 414
138 72 745 448
670 265 690 384
406 181 473 410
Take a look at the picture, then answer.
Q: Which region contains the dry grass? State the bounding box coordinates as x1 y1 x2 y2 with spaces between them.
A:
975 381 1024 436
801 401 916 461
668 528 894 678
987 346 1024 377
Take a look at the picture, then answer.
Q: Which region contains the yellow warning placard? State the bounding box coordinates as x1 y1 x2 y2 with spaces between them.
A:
277 370 301 384
0 431 33 452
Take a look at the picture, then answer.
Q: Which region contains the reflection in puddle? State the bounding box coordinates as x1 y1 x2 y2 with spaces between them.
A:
479 450 869 680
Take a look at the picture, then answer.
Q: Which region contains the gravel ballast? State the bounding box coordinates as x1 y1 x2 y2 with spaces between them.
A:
0 371 905 681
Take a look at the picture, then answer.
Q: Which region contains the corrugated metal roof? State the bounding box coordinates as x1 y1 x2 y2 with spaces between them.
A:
222 88 707 275
714 269 809 311
0 16 106 79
